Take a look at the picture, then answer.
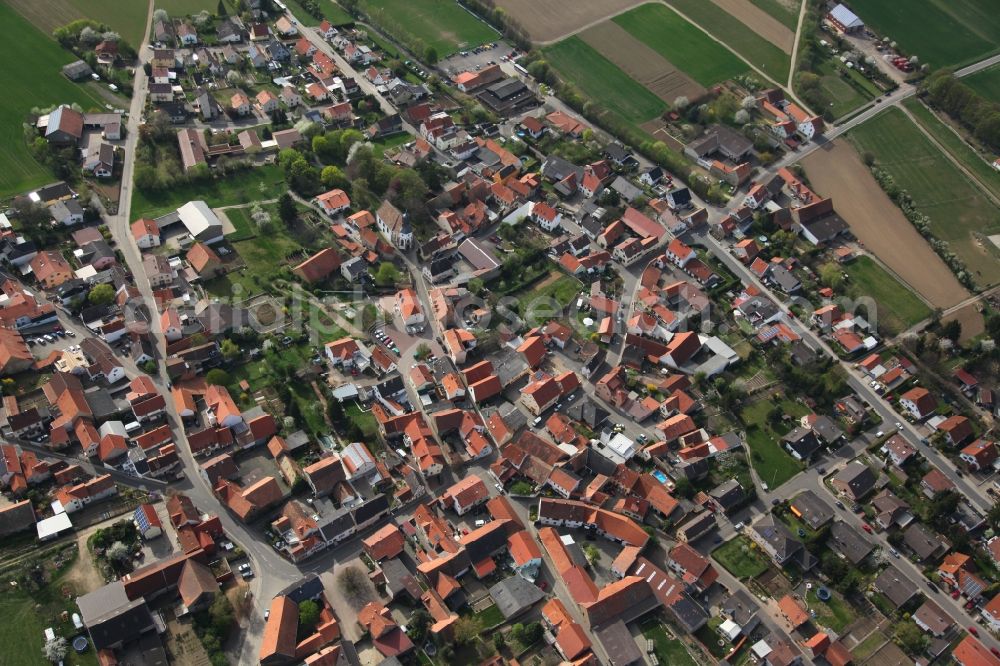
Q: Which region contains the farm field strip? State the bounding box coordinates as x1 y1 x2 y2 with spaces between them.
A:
750 0 799 30
708 0 794 53
542 36 666 125
847 0 1000 68
962 62 1000 104
902 98 1000 203
662 0 791 80
612 3 747 87
800 140 970 309
842 256 932 336
0 1 109 199
8 0 150 45
494 0 645 43
578 21 705 104
849 107 1000 286
357 0 498 57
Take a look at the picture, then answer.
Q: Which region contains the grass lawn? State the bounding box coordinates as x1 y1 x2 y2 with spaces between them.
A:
526 273 583 308
813 58 878 119
284 0 354 26
612 3 748 86
852 631 888 660
221 205 262 242
806 588 856 633
843 256 932 335
849 107 1000 286
751 0 799 29
472 604 505 629
662 0 791 80
370 132 413 156
346 402 379 439
847 0 1000 68
358 0 497 57
131 164 287 219
0 2 109 199
904 98 1000 202
155 0 224 15
0 552 99 666
713 536 770 579
543 36 667 125
739 398 807 488
964 62 1000 103
643 624 698 666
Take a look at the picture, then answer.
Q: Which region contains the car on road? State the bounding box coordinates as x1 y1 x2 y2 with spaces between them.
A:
927 582 940 593
968 626 979 637
817 467 826 474
991 647 1000 658
771 498 780 506
889 548 900 558
66 330 75 337
835 500 845 509
861 523 873 533
895 422 903 429
875 430 884 438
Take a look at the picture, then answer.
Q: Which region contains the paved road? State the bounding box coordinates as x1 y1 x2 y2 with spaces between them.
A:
103 4 302 661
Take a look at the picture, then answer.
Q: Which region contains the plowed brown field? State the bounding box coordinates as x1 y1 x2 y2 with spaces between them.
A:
497 0 645 43
579 21 706 103
801 140 970 309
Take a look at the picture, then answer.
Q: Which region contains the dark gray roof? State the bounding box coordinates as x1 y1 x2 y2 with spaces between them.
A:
277 573 324 604
833 462 876 499
0 500 35 537
751 515 802 561
488 575 545 619
874 565 918 608
352 493 389 526
721 589 759 626
708 479 744 510
77 581 155 650
790 490 834 529
782 427 820 459
903 522 950 561
828 520 874 564
593 619 645 666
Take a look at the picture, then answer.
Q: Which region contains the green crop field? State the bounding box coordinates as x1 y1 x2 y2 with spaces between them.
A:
612 3 748 86
844 256 932 335
663 0 791 80
543 37 667 125
284 0 354 26
904 98 1000 202
751 0 799 29
0 2 108 199
963 63 1000 104
358 0 497 57
155 0 224 15
848 0 1000 68
850 107 1000 286
8 0 150 45
813 58 878 119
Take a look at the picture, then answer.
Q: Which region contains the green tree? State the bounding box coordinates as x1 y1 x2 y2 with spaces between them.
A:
468 277 484 295
141 360 158 375
423 45 439 64
941 319 962 342
453 616 480 644
205 369 231 387
87 283 115 305
320 165 348 190
894 620 928 655
209 594 235 638
374 262 400 287
818 262 844 289
278 193 296 226
298 600 320 631
220 339 241 361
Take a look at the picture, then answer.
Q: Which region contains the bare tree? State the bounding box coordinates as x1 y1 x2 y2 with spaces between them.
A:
153 9 169 22
673 95 690 110
43 637 67 662
335 565 374 609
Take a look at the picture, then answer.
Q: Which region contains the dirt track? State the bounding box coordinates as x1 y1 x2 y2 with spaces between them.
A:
708 0 795 53
801 140 970 309
580 21 706 103
497 0 645 42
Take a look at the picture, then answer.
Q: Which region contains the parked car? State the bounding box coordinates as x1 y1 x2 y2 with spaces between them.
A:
861 523 873 533
968 626 979 637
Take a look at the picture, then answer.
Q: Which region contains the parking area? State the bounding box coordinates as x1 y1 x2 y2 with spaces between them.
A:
437 40 517 78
